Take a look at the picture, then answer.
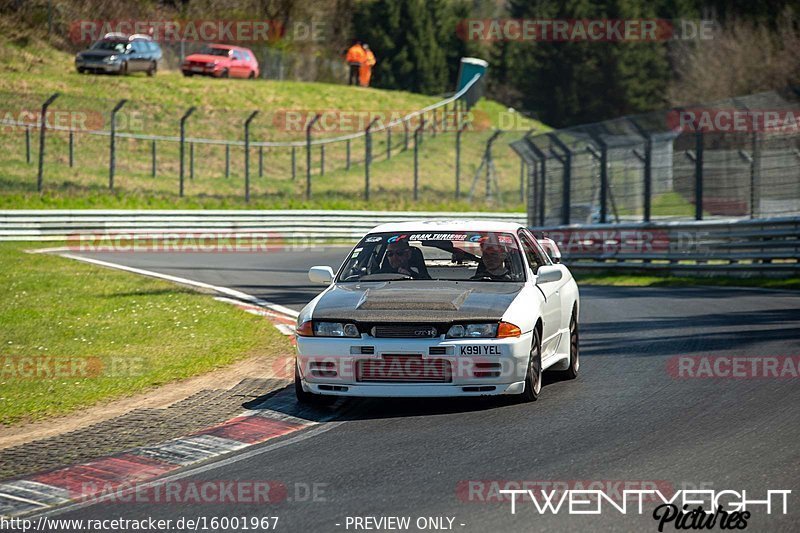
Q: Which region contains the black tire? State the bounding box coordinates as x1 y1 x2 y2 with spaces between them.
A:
248 71 256 79
147 61 157 77
120 62 128 76
183 71 193 77
220 68 229 78
556 311 580 380
519 328 542 402
77 68 85 74
295 364 336 405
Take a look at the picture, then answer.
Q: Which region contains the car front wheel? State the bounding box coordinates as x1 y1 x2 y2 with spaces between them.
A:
295 363 336 405
147 61 157 77
519 328 542 402
556 311 579 380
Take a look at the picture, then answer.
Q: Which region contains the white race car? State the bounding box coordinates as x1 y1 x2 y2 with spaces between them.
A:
294 220 580 404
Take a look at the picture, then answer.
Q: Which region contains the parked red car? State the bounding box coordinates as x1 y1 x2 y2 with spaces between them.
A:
182 45 260 79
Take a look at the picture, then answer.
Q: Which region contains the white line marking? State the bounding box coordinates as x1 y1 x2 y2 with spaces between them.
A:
58 253 299 318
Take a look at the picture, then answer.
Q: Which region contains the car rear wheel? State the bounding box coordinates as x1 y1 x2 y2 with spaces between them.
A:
295 363 336 405
220 68 229 78
519 328 542 402
556 311 579 380
120 62 128 76
183 71 193 77
248 71 256 79
147 61 157 77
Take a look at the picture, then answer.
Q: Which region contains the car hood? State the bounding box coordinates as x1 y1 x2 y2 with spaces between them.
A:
311 280 524 322
185 54 227 63
78 50 118 59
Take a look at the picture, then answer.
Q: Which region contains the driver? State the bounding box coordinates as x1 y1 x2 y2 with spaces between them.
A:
383 239 429 279
472 236 512 280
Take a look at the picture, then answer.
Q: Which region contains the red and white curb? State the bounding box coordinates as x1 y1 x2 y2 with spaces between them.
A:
0 388 338 518
0 253 321 518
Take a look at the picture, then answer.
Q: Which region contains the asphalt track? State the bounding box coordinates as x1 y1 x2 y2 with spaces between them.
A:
43 247 800 531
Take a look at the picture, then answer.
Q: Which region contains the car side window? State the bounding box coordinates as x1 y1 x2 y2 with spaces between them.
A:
243 52 251 61
525 229 553 266
233 51 243 60
518 230 548 272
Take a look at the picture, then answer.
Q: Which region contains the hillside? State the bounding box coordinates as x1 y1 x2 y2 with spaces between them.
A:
0 27 549 212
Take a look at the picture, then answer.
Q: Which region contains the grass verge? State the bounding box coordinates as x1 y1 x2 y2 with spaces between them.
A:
0 241 293 426
574 271 800 290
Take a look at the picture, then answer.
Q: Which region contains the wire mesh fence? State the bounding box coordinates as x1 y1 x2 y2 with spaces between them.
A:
0 74 540 206
511 89 800 226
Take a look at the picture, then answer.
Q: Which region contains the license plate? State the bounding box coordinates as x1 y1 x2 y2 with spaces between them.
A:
459 345 501 355
191 67 203 72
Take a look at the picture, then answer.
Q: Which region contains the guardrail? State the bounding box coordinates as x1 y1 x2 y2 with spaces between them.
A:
532 216 800 276
0 210 526 241
2 210 795 276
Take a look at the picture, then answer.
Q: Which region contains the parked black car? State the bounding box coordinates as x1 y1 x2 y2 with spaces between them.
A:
75 33 162 76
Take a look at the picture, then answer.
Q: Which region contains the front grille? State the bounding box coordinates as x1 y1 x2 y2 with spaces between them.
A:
356 355 452 383
371 324 440 338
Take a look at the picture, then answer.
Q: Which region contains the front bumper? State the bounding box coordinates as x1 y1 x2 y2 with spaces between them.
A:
296 333 532 398
76 60 123 73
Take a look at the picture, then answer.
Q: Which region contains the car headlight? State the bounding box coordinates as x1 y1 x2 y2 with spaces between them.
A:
296 321 359 338
446 322 521 339
104 55 118 62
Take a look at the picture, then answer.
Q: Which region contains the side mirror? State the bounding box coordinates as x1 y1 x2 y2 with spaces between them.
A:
538 237 562 264
308 266 335 284
536 265 563 284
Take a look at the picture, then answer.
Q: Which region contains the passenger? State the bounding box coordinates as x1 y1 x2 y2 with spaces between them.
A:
382 239 430 279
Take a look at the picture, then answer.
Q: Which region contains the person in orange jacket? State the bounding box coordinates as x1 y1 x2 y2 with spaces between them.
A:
359 43 376 87
345 40 366 86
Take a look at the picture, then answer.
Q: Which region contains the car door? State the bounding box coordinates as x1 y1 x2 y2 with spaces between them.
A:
230 50 244 77
127 41 146 71
518 230 562 359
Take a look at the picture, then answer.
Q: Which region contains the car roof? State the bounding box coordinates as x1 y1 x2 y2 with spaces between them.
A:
368 219 526 234
209 44 251 51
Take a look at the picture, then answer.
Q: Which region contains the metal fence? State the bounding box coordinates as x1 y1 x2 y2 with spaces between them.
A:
0 74 492 203
511 89 800 227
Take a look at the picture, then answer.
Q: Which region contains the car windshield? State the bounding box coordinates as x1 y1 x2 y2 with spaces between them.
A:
200 47 231 56
337 231 525 282
91 40 128 52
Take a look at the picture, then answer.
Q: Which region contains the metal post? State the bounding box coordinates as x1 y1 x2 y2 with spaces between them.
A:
68 131 74 168
320 144 325 176
455 123 465 198
403 120 409 151
305 114 321 199
225 144 230 178
291 146 297 179
628 119 653 223
244 111 259 203
414 119 426 201
519 160 525 203
387 128 392 160
259 146 264 178
548 134 572 225
151 140 157 178
109 99 127 191
189 142 195 180
750 131 761 219
526 138 547 227
25 127 31 164
179 106 196 197
432 109 437 138
37 93 59 192
364 118 379 201
345 139 351 170
586 135 609 224
695 130 704 220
